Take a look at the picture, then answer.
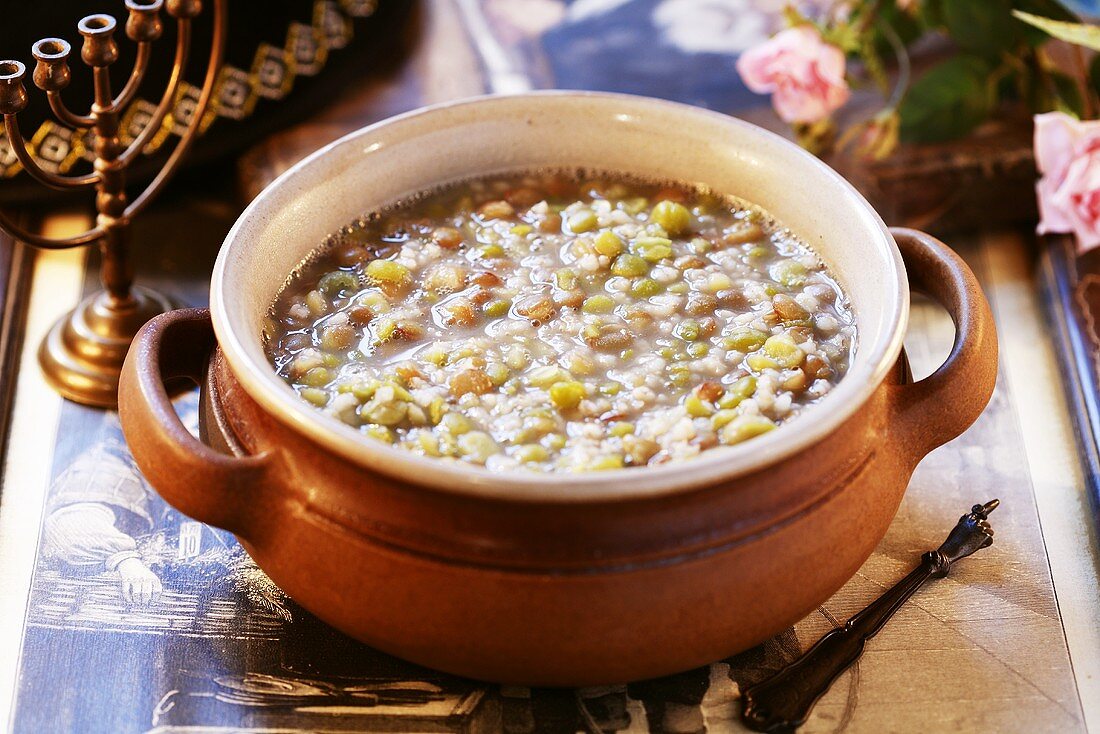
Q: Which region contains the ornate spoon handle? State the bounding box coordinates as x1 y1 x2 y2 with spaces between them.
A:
740 499 1000 733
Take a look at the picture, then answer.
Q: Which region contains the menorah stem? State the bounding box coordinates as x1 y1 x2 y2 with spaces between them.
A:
47 91 96 128
0 208 102 249
98 219 134 303
127 0 225 219
113 41 151 110
89 61 136 304
92 67 113 112
117 18 190 168
36 76 159 407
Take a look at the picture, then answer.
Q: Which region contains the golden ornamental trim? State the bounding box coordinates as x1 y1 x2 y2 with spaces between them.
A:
0 0 377 180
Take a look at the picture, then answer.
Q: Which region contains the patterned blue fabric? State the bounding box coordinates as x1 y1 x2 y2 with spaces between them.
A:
1058 0 1100 17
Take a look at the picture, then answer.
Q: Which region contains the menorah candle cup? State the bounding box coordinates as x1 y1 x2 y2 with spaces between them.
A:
31 39 73 92
124 0 165 43
0 61 28 116
78 14 120 68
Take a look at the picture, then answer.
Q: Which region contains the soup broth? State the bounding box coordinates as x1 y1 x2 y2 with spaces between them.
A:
264 171 856 472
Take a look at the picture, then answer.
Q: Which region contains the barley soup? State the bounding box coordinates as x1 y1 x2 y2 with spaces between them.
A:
264 172 856 472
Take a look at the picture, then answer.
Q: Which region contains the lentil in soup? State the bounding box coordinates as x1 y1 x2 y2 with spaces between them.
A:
264 172 856 472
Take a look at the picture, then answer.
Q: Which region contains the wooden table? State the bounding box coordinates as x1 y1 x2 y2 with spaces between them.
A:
1 1 1098 732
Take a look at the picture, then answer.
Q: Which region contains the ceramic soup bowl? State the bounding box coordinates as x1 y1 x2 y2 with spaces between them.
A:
119 92 997 686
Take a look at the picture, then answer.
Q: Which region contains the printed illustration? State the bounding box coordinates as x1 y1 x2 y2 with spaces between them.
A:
31 395 292 637
15 393 501 733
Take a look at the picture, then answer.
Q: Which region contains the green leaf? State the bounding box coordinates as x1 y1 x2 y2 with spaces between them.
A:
1014 0 1080 46
1012 10 1100 51
944 0 1023 57
1014 0 1078 24
782 6 812 28
822 20 863 54
899 56 995 143
1090 54 1100 96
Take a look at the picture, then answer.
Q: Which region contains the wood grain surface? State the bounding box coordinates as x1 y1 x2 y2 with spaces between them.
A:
0 229 32 471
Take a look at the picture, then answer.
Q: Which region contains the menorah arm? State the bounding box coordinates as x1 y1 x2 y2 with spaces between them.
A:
117 21 190 168
113 42 152 111
0 208 102 249
4 114 99 190
126 0 225 219
47 91 96 128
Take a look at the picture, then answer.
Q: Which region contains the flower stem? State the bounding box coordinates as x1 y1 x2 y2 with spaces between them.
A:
1072 44 1097 118
877 18 910 110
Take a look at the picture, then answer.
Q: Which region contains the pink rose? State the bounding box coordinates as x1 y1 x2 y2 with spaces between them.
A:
736 26 850 125
1035 112 1100 252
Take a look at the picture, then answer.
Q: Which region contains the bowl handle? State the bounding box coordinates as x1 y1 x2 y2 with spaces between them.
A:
888 228 998 456
118 308 271 538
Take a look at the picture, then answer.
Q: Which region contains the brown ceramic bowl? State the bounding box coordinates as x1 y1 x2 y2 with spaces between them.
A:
118 92 998 686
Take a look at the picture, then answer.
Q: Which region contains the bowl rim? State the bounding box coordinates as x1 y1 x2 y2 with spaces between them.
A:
210 90 909 503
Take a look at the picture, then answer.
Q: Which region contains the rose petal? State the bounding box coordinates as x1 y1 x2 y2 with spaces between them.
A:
1036 179 1073 235
1034 112 1081 178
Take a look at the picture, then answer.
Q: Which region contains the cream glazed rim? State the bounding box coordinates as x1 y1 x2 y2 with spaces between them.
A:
210 91 909 502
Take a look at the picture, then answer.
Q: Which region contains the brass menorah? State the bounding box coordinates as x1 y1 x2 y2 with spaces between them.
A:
0 0 225 408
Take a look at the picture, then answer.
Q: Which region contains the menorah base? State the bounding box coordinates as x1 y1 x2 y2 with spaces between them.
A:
38 286 175 409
